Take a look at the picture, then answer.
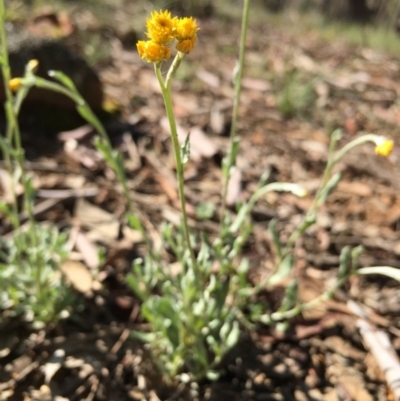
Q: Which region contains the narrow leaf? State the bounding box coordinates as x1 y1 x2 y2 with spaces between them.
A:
268 219 282 259
268 253 294 285
48 70 77 91
180 132 190 164
357 266 400 282
338 246 351 278
225 320 240 349
278 279 298 312
131 330 157 343
317 172 342 206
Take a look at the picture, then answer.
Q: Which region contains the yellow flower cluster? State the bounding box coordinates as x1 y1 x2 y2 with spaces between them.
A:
375 138 394 157
137 10 199 63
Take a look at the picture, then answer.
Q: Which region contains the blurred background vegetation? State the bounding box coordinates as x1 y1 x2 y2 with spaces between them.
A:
5 0 400 59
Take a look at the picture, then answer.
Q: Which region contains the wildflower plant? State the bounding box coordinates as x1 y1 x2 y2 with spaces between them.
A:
128 4 399 383
0 43 153 325
130 6 307 380
131 10 245 380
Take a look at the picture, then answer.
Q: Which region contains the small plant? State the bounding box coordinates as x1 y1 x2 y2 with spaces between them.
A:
277 70 316 118
0 2 73 325
0 221 73 324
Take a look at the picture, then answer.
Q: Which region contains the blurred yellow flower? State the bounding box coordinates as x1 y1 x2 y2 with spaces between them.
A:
375 138 394 157
146 10 177 45
9 78 22 92
102 99 120 114
176 38 196 54
175 17 199 54
175 17 199 42
137 40 171 63
138 11 199 62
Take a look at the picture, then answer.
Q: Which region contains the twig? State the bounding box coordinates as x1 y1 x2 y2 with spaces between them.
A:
0 361 39 391
347 300 400 401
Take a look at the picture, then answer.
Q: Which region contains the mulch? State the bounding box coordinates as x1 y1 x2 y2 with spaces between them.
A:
0 4 399 401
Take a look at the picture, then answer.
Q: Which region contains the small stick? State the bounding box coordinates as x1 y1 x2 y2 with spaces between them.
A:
348 300 400 401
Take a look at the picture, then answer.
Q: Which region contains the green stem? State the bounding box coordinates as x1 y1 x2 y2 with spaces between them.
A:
33 78 133 208
155 60 198 275
0 1 17 176
230 182 306 232
165 51 183 87
283 129 341 254
260 273 349 323
282 130 383 256
31 76 157 251
220 0 250 234
333 133 382 164
0 0 41 292
0 0 14 143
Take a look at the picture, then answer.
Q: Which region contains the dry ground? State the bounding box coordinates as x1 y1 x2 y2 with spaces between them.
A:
0 2 400 400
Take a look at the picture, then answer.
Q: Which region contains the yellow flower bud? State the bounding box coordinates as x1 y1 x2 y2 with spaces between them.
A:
27 59 39 72
102 99 120 114
176 38 196 54
9 78 22 92
375 138 394 157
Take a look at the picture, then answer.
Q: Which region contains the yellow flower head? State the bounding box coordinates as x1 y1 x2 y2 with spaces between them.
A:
174 17 199 54
9 78 22 92
375 137 394 157
146 10 177 45
137 40 171 63
175 17 199 42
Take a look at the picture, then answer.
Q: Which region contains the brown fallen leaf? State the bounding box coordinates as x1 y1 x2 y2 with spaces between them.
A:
58 124 94 142
60 260 93 294
196 69 220 88
64 140 103 169
242 77 271 92
74 231 99 270
74 198 120 242
161 118 217 161
186 127 218 159
122 132 142 172
226 167 242 206
327 71 370 89
43 349 65 384
144 151 178 202
337 373 374 401
337 181 372 197
0 169 17 203
210 106 225 135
